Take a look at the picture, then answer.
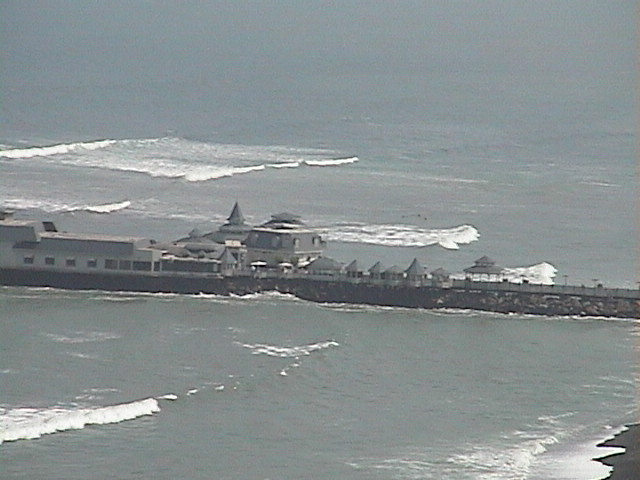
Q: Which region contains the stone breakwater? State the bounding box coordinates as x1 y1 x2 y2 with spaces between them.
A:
272 278 640 319
1 267 638 319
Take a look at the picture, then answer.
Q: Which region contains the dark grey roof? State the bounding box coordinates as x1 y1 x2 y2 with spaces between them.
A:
368 261 385 274
218 248 237 264
345 259 361 272
261 212 305 228
405 258 425 275
306 256 342 271
226 202 246 226
474 256 496 266
430 267 451 277
384 265 403 275
464 264 503 275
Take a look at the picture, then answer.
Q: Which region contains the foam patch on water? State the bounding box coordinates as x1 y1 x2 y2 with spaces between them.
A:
238 340 339 358
0 398 159 444
1 137 356 182
43 331 122 344
449 434 561 480
324 223 480 249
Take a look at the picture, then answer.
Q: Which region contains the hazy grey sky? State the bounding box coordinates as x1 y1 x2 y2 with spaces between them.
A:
2 0 636 86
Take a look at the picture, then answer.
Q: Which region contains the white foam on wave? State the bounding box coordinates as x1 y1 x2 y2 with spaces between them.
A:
304 156 359 166
80 200 131 214
0 398 160 444
2 136 356 182
502 262 557 285
324 223 480 249
3 196 131 215
0 139 117 159
238 340 339 358
449 434 560 480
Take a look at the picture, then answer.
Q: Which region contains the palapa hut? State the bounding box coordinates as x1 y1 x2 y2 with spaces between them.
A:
430 267 452 287
464 256 503 281
345 259 363 278
368 261 385 280
404 258 426 283
305 256 343 276
382 265 404 281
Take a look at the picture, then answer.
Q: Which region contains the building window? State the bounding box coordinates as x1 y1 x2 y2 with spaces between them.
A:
87 259 98 268
66 258 76 267
105 259 118 269
45 256 55 266
133 261 152 271
23 256 34 265
293 238 300 248
119 260 131 270
153 261 161 272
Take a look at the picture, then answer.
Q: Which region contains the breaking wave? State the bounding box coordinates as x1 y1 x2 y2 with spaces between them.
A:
0 137 357 182
304 156 359 166
502 262 557 285
238 340 339 358
324 223 480 249
0 398 160 444
2 197 131 214
0 140 116 159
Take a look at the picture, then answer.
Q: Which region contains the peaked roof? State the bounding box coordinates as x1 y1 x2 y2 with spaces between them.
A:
431 267 451 277
226 202 246 226
474 256 496 266
345 259 361 272
218 247 237 264
384 265 403 275
368 261 385 274
405 258 425 275
307 256 342 271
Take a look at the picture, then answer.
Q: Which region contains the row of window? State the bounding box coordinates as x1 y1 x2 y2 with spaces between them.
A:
23 255 156 271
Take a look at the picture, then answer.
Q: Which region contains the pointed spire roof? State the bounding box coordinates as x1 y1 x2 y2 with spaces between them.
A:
227 202 246 226
405 258 425 275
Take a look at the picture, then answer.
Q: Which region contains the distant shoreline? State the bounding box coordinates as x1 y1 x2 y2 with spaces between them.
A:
595 424 639 480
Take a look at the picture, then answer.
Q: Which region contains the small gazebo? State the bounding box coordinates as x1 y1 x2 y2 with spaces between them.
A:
405 258 426 283
382 265 404 281
368 261 385 280
464 256 503 281
345 260 363 278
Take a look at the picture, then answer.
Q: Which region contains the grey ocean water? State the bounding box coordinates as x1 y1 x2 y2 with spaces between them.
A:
1 2 638 479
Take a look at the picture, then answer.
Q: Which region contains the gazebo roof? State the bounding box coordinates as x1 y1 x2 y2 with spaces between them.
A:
307 256 342 271
368 261 385 274
464 263 503 275
430 267 451 277
345 259 361 272
384 265 403 275
405 258 425 275
474 256 496 266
